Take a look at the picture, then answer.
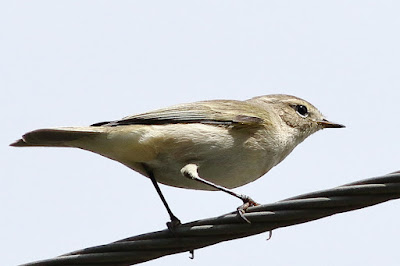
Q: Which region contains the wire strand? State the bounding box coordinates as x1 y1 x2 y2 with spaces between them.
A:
20 171 400 266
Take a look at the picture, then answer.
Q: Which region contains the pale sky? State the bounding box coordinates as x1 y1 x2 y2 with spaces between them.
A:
2 1 400 266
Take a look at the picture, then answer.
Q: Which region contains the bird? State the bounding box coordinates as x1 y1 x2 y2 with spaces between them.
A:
11 94 344 227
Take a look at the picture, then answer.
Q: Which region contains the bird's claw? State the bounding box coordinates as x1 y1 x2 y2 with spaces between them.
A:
166 216 181 230
236 195 259 223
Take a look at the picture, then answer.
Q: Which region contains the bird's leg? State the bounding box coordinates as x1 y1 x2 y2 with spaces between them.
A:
181 164 259 223
143 165 181 229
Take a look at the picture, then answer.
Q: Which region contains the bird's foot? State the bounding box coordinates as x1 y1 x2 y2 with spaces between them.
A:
237 195 259 223
166 215 181 230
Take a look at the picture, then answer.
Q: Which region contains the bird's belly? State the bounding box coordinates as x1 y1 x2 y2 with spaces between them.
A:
120 123 280 190
148 146 276 190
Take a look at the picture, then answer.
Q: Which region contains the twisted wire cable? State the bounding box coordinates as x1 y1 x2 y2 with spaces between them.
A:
21 171 400 266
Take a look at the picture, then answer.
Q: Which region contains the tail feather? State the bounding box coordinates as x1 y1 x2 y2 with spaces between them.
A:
10 128 103 147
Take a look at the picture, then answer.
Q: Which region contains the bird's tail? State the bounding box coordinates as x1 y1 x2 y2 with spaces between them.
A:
10 127 105 147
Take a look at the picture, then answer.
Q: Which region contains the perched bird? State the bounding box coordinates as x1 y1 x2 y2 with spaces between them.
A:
11 94 344 226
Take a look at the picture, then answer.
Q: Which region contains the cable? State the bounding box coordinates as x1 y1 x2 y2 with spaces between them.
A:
21 171 400 266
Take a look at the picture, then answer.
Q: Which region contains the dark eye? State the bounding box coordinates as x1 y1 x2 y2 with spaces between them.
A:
295 105 308 117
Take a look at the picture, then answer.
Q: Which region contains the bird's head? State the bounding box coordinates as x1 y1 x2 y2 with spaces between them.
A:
250 94 344 142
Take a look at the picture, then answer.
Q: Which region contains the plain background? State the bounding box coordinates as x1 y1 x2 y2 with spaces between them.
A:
2 1 399 266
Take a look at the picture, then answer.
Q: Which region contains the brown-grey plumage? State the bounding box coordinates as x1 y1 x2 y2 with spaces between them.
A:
11 94 344 225
11 94 343 190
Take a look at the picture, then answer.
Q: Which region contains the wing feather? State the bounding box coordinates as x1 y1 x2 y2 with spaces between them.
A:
91 100 265 127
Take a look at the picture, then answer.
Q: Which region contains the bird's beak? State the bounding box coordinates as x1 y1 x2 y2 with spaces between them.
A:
317 119 345 128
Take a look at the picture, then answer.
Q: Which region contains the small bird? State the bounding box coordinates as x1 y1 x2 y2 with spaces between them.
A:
11 94 344 226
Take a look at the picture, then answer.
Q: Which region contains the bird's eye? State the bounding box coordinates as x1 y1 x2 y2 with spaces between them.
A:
295 105 308 118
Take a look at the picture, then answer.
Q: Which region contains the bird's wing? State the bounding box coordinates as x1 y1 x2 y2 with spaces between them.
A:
91 100 265 127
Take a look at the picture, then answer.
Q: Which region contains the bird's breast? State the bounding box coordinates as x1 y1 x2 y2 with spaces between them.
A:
135 123 282 190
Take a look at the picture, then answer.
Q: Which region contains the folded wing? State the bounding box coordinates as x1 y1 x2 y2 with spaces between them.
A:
91 100 265 127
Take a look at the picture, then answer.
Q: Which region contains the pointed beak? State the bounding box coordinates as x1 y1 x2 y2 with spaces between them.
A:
317 119 345 128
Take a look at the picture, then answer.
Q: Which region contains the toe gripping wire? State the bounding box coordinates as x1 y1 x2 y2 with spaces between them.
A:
20 171 400 266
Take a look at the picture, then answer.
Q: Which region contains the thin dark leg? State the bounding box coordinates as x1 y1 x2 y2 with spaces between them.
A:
143 165 181 228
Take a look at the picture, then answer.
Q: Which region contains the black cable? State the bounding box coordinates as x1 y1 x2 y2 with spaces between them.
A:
20 171 400 266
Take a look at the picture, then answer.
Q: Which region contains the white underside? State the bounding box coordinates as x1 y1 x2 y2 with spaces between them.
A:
71 123 299 190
